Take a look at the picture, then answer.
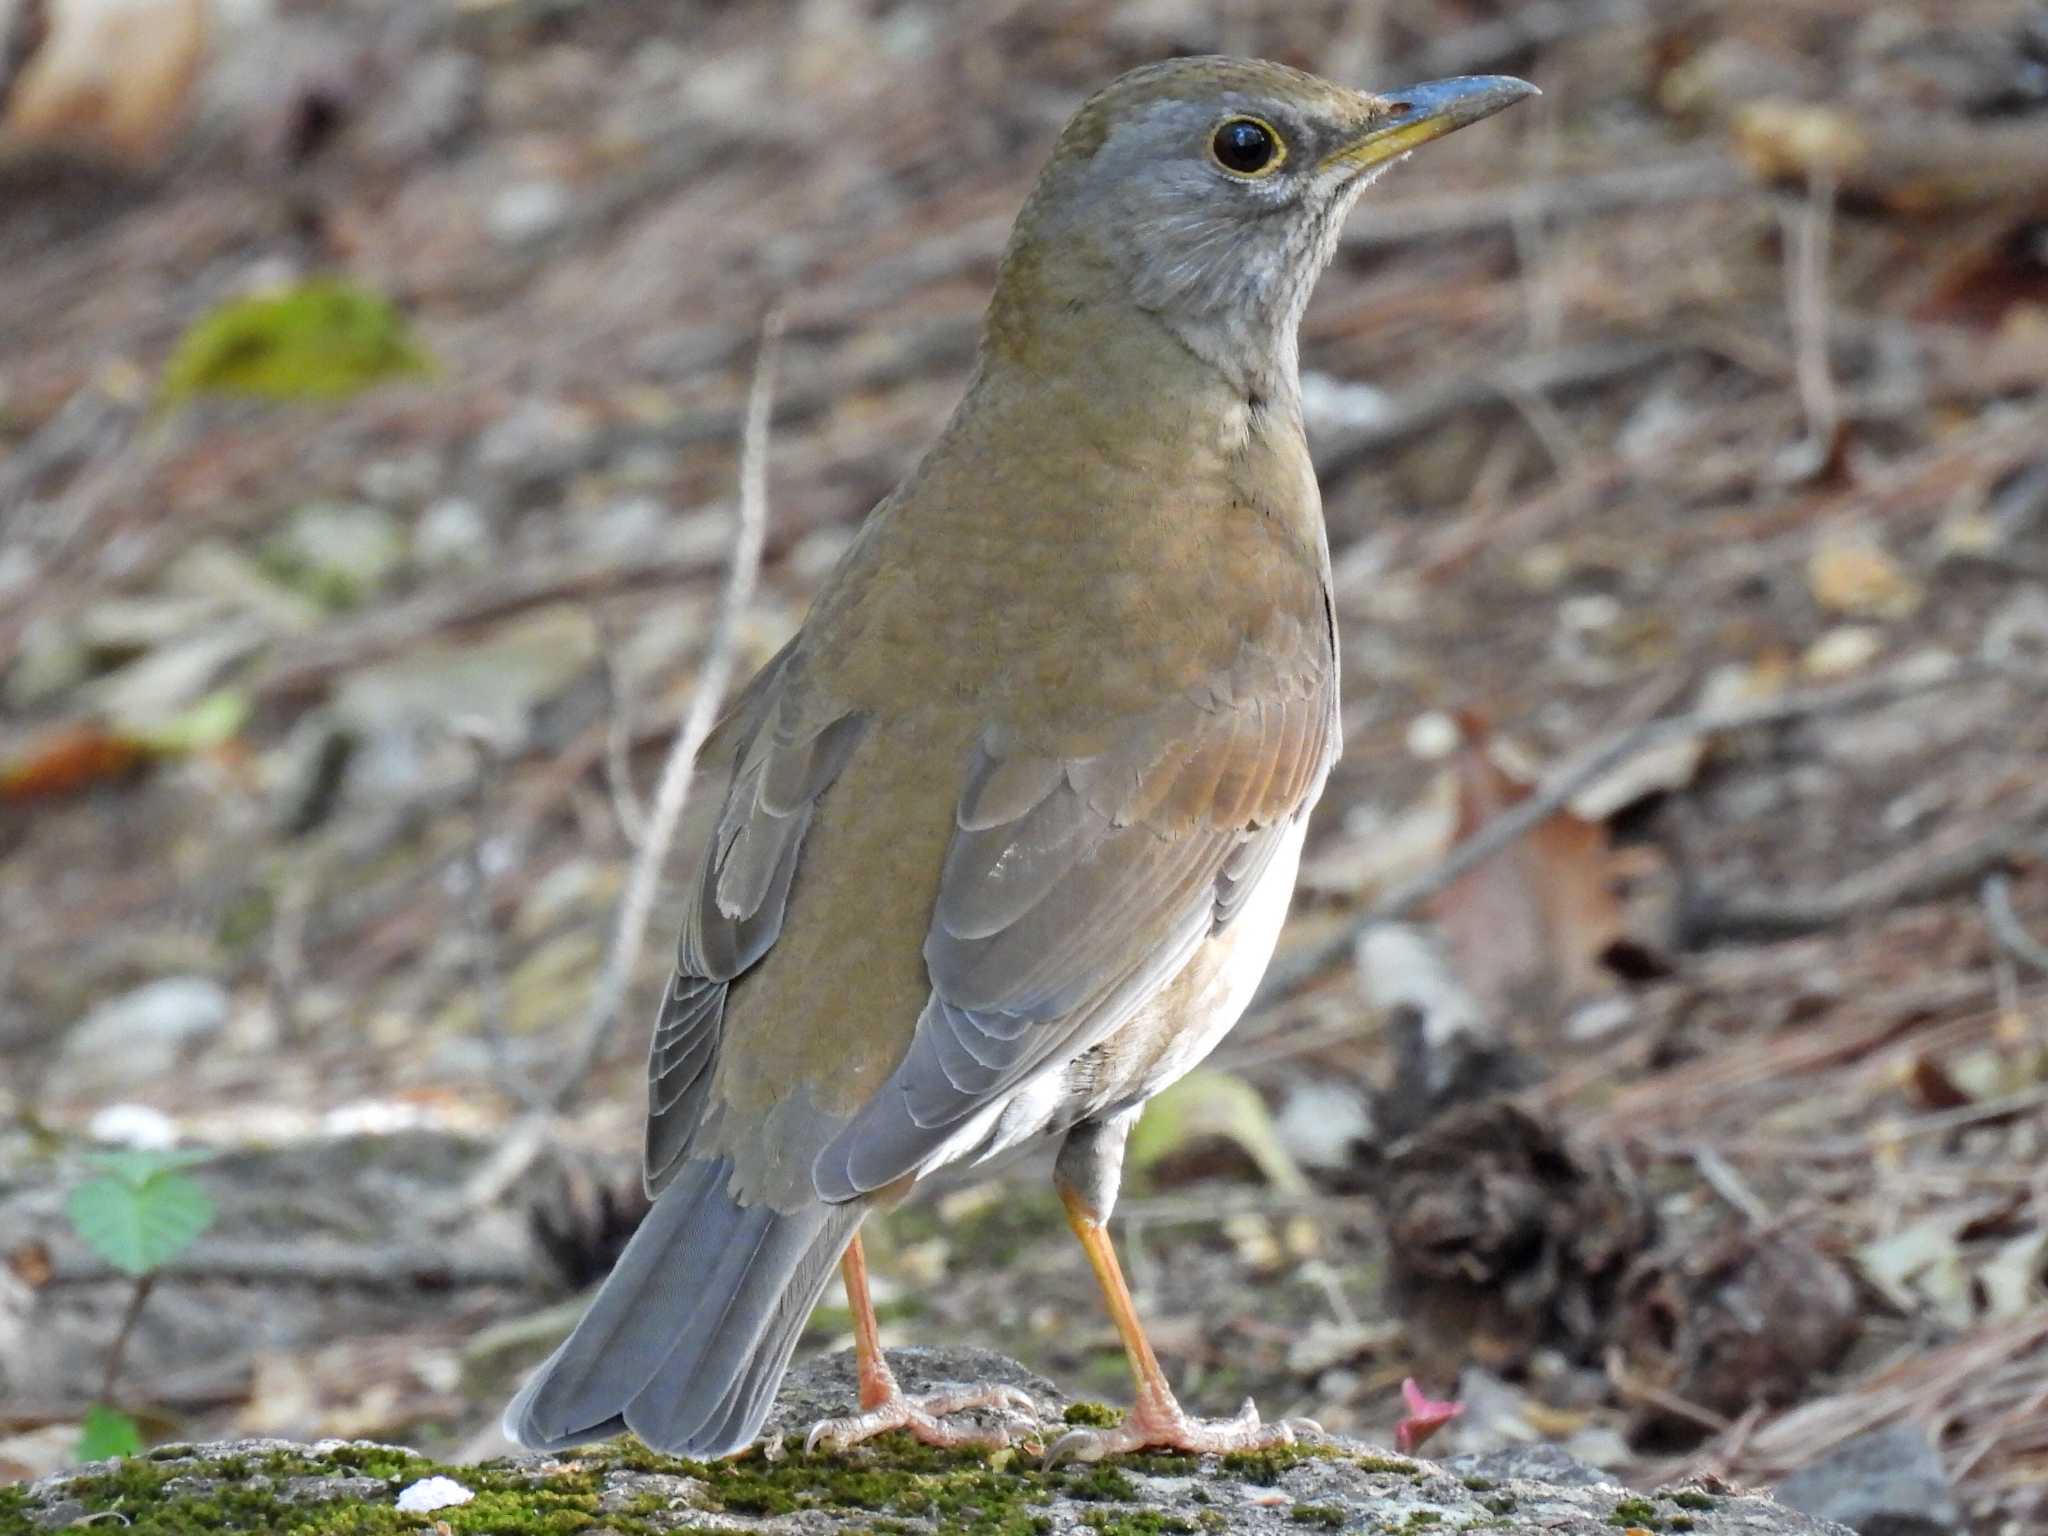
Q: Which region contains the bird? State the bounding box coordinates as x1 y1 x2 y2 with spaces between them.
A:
506 55 1534 1464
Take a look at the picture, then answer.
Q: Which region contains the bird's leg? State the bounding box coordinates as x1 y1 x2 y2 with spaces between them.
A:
803 1232 1039 1453
1046 1114 1321 1463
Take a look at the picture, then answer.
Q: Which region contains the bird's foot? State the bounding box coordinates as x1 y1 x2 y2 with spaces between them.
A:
1046 1393 1323 1463
805 1382 1041 1454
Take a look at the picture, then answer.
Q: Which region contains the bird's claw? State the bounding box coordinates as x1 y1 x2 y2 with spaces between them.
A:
805 1383 1041 1454
1044 1396 1324 1464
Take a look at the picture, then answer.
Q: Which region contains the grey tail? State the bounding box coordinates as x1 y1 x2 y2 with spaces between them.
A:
504 1155 863 1458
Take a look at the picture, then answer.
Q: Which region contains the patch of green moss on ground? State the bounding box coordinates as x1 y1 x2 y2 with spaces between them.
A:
1212 1441 1343 1490
1608 1494 1688 1529
22 1444 628 1536
15 1431 1381 1536
1290 1503 1346 1526
1668 1490 1714 1510
1063 1402 1124 1427
1352 1454 1422 1477
1081 1510 1197 1536
1056 1465 1141 1502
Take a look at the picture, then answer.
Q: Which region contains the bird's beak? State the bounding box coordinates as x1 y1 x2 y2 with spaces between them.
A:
1320 75 1538 175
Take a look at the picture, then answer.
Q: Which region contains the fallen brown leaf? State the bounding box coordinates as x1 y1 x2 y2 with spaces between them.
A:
1425 713 1629 1022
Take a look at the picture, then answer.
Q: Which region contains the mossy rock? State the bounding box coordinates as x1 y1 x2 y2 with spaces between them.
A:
1 1351 1856 1536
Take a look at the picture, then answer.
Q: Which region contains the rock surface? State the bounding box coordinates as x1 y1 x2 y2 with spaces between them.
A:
3 1348 1852 1535
1773 1421 1962 1536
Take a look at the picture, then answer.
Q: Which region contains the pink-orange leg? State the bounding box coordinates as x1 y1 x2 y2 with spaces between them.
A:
803 1233 1039 1453
1046 1186 1320 1463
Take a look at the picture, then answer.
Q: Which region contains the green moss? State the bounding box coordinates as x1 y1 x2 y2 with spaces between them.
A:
1289 1503 1346 1527
1217 1441 1337 1486
1458 1476 1493 1491
15 1430 1368 1536
1122 1452 1197 1478
1482 1494 1518 1516
1403 1514 1441 1528
1080 1511 1196 1536
1056 1465 1141 1502
1667 1491 1714 1510
1063 1402 1124 1428
1352 1454 1422 1478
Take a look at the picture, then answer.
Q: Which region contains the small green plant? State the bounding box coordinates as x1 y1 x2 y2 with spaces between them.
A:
65 1148 218 1461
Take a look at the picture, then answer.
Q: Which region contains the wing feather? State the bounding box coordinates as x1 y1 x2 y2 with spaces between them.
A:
644 655 865 1195
813 627 1336 1201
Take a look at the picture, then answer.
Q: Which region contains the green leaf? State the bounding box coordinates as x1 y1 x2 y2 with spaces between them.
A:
1127 1068 1309 1193
68 1167 216 1276
127 690 251 756
81 1147 217 1186
77 1405 145 1462
157 279 436 409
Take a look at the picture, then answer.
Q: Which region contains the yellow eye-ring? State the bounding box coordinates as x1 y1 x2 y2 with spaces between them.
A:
1209 115 1286 177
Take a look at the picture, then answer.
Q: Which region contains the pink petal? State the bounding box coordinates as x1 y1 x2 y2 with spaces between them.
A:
1392 1377 1464 1454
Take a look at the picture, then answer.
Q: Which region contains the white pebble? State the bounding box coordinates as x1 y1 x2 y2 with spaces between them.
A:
395 1476 474 1513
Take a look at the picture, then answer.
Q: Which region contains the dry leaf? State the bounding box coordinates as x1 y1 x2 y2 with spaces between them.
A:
0 722 146 802
1425 715 1628 1022
1917 200 2048 330
0 0 209 164
1807 530 1922 619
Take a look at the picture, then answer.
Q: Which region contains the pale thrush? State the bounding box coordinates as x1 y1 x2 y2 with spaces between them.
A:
507 55 1534 1462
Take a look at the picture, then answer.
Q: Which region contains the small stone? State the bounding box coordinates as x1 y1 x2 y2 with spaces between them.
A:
59 978 231 1086
86 1103 180 1149
268 502 406 605
1982 585 2048 669
489 181 570 245
415 497 495 569
394 1476 474 1513
1802 625 1885 678
1405 710 1461 760
1773 1421 1961 1536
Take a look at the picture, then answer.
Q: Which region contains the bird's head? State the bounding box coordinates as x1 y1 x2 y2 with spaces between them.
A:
989 57 1535 393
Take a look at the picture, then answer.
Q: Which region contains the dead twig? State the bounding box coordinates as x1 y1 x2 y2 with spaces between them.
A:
52 1241 537 1290
1779 171 1840 473
99 1272 157 1403
550 307 784 1109
0 0 48 113
1340 155 1746 249
453 720 542 1112
445 309 785 1223
1691 1145 1773 1228
1983 872 2048 976
1685 791 2048 944
593 608 651 850
1256 660 2024 1007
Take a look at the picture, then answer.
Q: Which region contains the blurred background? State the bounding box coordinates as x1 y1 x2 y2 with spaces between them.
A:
3 0 2047 1529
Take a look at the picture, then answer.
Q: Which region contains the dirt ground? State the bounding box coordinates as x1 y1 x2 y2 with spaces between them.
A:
3 0 2047 1530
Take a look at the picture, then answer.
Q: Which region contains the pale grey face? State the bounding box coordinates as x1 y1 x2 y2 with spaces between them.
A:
1010 65 1536 389
1036 90 1374 340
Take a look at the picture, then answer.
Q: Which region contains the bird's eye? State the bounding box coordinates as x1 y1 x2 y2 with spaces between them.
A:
1209 116 1284 177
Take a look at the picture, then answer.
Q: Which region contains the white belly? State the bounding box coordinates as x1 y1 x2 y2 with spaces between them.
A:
933 817 1309 1172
